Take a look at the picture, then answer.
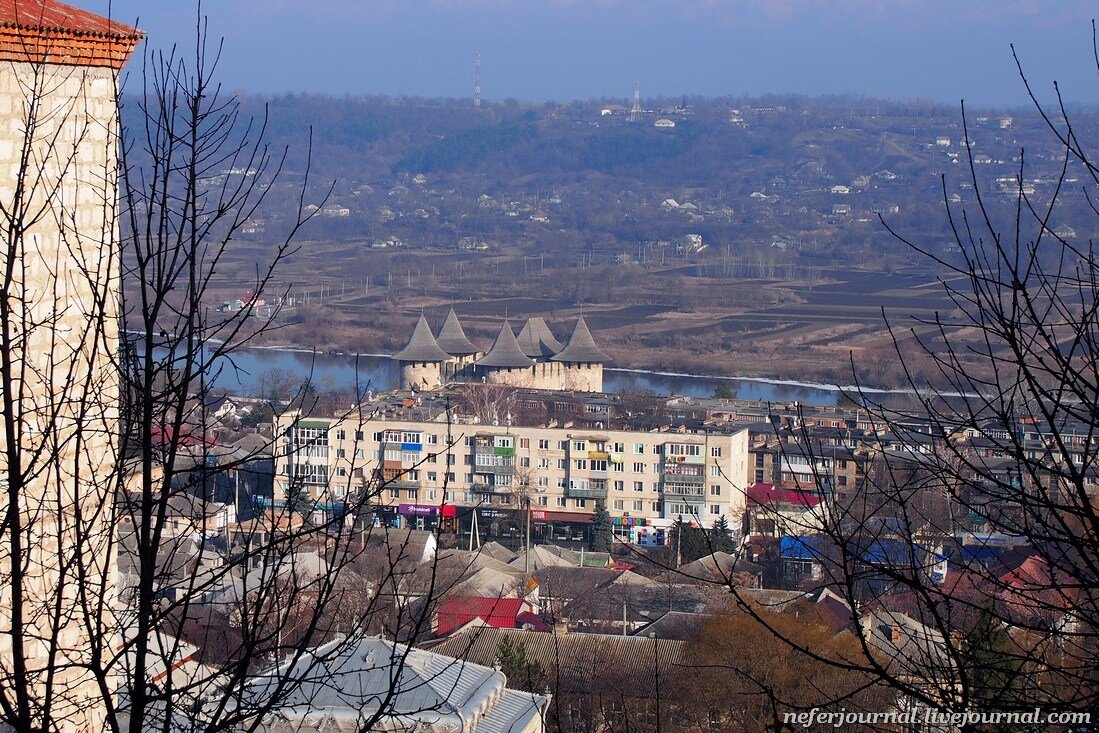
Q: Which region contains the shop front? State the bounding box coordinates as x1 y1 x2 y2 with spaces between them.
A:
530 509 593 543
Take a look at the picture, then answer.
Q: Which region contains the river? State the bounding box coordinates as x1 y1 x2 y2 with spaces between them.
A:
206 347 893 406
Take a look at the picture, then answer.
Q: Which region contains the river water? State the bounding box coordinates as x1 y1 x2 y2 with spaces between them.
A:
208 347 872 406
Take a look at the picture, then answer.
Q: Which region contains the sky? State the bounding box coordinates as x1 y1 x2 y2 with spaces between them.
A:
84 1 1098 108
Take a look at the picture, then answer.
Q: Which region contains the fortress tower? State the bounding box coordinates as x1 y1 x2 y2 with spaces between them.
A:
552 316 608 391
435 307 481 380
391 311 608 393
394 314 451 390
0 1 140 729
476 320 535 386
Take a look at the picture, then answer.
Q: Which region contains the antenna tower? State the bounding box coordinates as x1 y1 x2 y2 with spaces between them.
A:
474 51 482 110
630 81 641 120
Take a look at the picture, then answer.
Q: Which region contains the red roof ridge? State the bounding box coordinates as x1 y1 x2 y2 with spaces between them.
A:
0 0 140 39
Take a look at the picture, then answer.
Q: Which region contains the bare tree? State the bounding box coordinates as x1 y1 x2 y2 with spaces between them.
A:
0 6 536 733
723 32 1099 729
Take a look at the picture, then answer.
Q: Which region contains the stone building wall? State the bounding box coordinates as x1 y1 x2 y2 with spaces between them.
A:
401 361 443 390
0 59 124 732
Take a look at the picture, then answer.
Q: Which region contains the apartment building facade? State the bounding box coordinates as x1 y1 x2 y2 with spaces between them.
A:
273 407 750 544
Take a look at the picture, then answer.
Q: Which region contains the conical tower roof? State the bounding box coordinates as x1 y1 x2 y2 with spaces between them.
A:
394 314 451 362
435 308 479 356
476 321 534 368
552 316 608 363
516 317 563 358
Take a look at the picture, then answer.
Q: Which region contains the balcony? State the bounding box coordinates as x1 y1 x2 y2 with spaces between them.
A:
472 482 511 494
567 486 608 500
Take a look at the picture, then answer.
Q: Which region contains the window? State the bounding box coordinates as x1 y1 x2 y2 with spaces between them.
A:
373 431 384 442
428 490 437 501
538 458 550 469
428 472 437 482
651 501 660 513
613 480 624 491
574 459 588 470
556 497 567 507
633 500 643 512
755 453 765 468
337 467 346 477
558 441 568 451
572 440 587 452
711 446 722 457
355 449 364 459
539 439 550 450
355 430 363 441
446 491 456 502
633 443 645 454
755 470 765 482
557 459 567 470
710 485 721 496
839 475 848 487
710 504 721 515
591 459 608 472
611 442 624 453
710 465 721 477
613 500 624 511
427 434 439 445
521 457 531 468
447 472 456 482
387 488 399 499
538 477 549 488
538 496 548 506
574 498 586 508
633 462 646 474
667 443 701 457
428 453 437 463
291 462 328 485
634 481 644 492
336 429 346 441
292 426 329 458
520 438 529 448
336 448 346 458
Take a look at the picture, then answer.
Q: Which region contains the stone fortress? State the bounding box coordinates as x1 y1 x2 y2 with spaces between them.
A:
394 309 608 392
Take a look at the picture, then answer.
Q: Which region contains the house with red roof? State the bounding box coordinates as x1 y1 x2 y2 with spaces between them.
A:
745 482 826 539
436 595 538 636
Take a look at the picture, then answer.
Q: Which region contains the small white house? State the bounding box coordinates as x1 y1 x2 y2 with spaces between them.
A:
654 118 676 129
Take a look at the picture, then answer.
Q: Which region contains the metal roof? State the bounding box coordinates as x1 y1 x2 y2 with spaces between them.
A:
515 316 563 358
552 316 608 363
393 314 450 362
435 308 479 356
476 321 534 369
425 625 686 688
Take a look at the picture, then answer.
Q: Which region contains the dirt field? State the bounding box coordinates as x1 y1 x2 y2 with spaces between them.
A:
199 242 966 390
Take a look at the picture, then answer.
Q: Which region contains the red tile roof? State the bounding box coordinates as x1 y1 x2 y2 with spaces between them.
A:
0 0 138 38
0 0 140 69
746 482 822 508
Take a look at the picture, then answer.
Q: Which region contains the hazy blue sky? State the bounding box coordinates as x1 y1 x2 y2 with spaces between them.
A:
85 1 1097 108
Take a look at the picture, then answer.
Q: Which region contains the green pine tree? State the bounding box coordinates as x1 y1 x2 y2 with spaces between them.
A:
589 498 613 552
711 515 736 553
494 637 546 693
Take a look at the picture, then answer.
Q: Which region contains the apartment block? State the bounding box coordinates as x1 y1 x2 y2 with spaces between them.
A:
273 401 750 542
